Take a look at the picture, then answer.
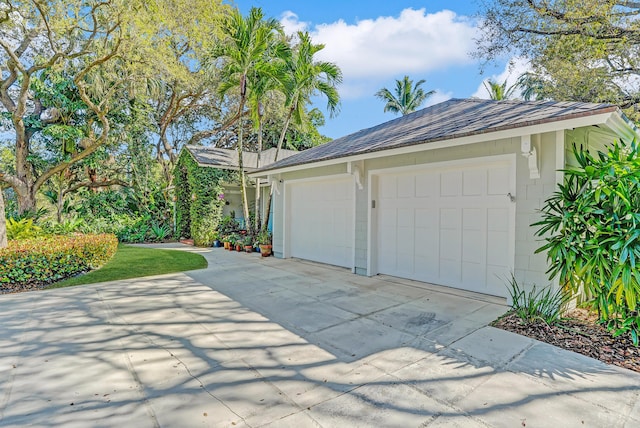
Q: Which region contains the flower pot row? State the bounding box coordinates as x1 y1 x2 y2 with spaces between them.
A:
219 240 271 257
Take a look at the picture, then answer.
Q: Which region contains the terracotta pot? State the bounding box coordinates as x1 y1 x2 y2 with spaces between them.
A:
235 244 242 251
259 244 272 257
244 245 253 253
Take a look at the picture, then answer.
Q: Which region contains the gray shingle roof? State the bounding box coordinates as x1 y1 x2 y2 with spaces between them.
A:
256 98 619 173
185 146 298 171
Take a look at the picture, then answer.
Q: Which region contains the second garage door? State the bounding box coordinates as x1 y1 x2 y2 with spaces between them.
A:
375 158 514 297
287 177 354 268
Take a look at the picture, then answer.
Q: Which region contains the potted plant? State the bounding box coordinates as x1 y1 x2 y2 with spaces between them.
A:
212 232 222 248
244 237 254 253
256 230 272 257
234 235 243 251
222 235 231 250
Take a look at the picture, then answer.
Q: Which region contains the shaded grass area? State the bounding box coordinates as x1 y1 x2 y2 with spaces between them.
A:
50 244 207 288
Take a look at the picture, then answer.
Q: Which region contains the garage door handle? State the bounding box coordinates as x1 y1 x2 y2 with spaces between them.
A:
507 193 516 202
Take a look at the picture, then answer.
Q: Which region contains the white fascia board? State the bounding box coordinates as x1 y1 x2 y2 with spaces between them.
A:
248 112 616 177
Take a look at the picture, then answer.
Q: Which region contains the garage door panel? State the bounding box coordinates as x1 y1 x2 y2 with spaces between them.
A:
440 208 460 229
488 167 510 195
397 175 415 198
462 230 484 263
380 176 397 199
488 208 509 232
463 169 486 196
397 227 415 253
416 173 437 198
415 208 436 228
289 177 353 268
487 230 509 266
440 228 461 260
440 259 461 283
414 228 437 254
440 171 462 197
463 208 483 231
397 208 414 227
376 159 514 298
462 262 486 286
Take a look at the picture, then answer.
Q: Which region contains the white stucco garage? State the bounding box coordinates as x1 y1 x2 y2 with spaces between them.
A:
251 99 639 298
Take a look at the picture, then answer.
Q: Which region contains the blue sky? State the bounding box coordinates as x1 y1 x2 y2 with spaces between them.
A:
230 1 519 139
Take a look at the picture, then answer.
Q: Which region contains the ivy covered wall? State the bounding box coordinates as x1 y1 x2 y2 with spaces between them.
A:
173 150 230 246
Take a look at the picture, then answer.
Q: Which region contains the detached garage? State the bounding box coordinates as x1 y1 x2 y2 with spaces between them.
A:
252 98 639 298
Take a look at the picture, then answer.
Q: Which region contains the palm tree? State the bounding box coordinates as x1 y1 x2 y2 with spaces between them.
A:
515 72 546 101
274 31 342 162
375 75 434 115
262 31 342 231
210 7 282 231
246 44 289 232
483 78 518 100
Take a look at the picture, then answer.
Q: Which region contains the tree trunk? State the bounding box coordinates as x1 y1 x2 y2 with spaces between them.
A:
254 113 263 233
237 116 251 233
0 189 7 248
16 187 37 215
262 107 293 231
274 107 294 163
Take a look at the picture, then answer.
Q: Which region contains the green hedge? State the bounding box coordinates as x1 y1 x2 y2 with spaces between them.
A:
174 150 230 246
0 234 118 290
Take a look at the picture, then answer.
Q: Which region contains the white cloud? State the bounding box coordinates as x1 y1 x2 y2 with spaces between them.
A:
424 90 453 107
280 11 309 35
309 8 476 79
280 9 477 100
472 57 531 99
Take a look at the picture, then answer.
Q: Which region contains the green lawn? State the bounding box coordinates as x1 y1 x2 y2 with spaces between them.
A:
50 244 208 288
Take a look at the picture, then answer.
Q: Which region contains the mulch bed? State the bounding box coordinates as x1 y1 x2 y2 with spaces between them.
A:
492 308 640 373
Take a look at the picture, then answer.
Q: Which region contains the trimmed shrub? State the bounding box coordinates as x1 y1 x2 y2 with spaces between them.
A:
0 233 118 291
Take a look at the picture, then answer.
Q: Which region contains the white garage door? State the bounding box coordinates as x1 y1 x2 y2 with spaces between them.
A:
376 159 514 297
288 177 354 268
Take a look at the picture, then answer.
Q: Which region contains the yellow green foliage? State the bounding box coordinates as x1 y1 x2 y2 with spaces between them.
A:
6 218 42 240
0 234 118 290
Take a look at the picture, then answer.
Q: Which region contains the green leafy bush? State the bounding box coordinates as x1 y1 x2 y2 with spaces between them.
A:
150 222 170 242
173 150 228 246
506 274 569 325
0 234 118 290
41 217 86 235
6 218 42 240
534 141 640 344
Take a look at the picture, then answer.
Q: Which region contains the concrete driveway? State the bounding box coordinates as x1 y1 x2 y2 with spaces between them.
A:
1 244 639 427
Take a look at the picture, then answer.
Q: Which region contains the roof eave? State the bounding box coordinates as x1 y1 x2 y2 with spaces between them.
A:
249 110 622 178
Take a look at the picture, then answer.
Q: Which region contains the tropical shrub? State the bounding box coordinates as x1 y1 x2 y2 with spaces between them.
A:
534 141 640 344
6 218 42 240
41 217 86 235
0 234 118 289
150 222 170 242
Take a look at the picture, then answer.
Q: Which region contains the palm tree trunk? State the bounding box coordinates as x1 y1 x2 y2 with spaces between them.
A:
274 107 293 162
237 114 251 232
254 115 263 233
262 107 293 232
